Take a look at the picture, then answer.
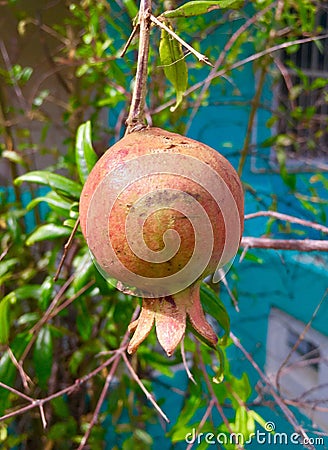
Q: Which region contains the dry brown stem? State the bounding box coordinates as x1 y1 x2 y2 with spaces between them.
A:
125 0 152 133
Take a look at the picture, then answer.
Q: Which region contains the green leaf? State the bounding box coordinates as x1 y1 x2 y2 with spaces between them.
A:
200 283 230 345
26 191 73 217
13 285 42 301
75 121 98 184
159 26 188 111
230 406 255 439
134 429 153 446
0 295 11 344
33 326 53 389
2 150 28 168
15 171 82 200
122 0 138 18
0 258 19 279
162 0 242 18
213 345 225 383
63 218 79 229
40 276 54 311
248 410 269 431
51 396 70 419
73 251 95 293
76 299 93 341
26 224 71 246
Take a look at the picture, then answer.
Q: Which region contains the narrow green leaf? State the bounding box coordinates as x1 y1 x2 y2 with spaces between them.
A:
14 171 82 200
200 283 230 345
26 191 73 217
40 276 54 311
0 295 11 344
213 345 225 383
73 251 95 293
13 285 41 301
33 326 53 389
248 410 269 431
122 0 138 18
75 121 98 184
26 224 71 246
159 26 188 111
63 218 79 229
162 0 243 18
0 258 19 279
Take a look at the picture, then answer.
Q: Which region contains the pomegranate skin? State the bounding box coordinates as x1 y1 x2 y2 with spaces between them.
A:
79 127 244 355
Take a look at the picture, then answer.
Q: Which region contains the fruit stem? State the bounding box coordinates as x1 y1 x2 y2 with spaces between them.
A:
125 0 152 134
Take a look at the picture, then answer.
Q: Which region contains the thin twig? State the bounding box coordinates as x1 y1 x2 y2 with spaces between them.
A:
0 308 141 426
7 347 33 391
186 398 215 450
51 279 95 317
120 23 140 57
217 269 239 312
230 332 314 449
53 217 80 281
240 237 328 252
77 356 122 450
0 352 118 424
77 307 141 449
245 210 328 234
150 14 213 67
185 2 276 132
276 289 328 393
122 352 170 423
180 340 196 385
153 33 328 115
19 274 76 366
39 403 47 429
0 381 33 403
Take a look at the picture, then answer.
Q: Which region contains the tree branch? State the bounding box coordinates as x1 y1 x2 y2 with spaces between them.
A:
244 210 328 234
240 237 328 252
125 0 152 133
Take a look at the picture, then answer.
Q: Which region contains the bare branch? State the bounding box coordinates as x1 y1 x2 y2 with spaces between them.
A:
276 289 328 393
153 33 328 115
245 211 328 234
186 398 215 450
240 237 328 252
122 352 170 423
77 356 122 450
53 218 80 281
125 0 152 133
230 332 314 449
185 1 277 132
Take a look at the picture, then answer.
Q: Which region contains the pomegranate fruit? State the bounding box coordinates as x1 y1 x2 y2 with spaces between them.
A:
79 127 244 356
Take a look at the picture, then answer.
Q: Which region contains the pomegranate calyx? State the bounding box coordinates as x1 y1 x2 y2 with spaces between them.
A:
127 286 218 356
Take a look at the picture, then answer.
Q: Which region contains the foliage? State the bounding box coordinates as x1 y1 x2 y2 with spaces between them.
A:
0 0 327 449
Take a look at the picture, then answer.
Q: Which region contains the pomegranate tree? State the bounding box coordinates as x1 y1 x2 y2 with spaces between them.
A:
79 127 244 356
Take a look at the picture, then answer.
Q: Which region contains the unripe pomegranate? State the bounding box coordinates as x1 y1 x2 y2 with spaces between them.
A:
79 127 244 356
